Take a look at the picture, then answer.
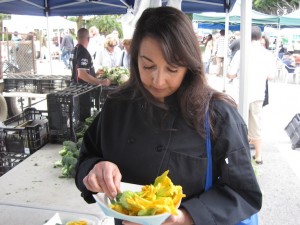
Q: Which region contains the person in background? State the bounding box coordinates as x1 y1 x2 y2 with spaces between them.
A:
229 31 240 60
25 32 34 41
228 26 276 165
61 30 74 69
75 7 262 225
118 38 132 69
278 43 285 59
202 34 213 75
40 34 48 62
94 34 122 71
10 31 21 65
52 33 60 47
261 35 276 107
214 29 225 76
87 26 105 60
70 28 111 86
33 34 41 59
111 29 123 49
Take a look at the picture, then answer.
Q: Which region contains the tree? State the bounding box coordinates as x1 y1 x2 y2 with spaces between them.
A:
253 0 300 15
0 14 11 40
87 15 122 37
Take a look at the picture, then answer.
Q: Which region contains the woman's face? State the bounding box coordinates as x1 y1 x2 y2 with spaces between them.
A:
138 37 187 102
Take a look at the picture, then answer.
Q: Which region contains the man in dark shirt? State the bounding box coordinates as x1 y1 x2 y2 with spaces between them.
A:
70 28 110 86
229 31 240 60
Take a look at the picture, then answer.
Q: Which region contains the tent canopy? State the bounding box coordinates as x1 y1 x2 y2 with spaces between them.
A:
193 0 278 30
279 9 300 28
0 0 237 16
3 15 77 33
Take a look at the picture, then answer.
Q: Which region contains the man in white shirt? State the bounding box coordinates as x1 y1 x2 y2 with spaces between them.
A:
227 26 276 165
214 29 225 76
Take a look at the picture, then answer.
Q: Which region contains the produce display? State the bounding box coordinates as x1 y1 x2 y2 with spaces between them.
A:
109 170 185 216
53 112 98 178
97 66 130 85
53 140 81 178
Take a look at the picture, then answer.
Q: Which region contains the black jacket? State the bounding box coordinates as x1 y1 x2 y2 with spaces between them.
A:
75 93 262 225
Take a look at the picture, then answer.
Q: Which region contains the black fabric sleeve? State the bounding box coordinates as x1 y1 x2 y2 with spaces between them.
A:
75 111 104 203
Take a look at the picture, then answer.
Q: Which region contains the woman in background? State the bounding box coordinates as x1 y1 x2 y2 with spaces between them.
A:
94 35 122 71
203 34 213 75
119 39 132 69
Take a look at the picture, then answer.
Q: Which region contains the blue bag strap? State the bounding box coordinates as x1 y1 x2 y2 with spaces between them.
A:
204 111 258 225
205 110 213 191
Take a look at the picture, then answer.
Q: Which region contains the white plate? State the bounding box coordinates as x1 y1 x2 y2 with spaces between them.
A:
44 212 101 225
93 182 172 225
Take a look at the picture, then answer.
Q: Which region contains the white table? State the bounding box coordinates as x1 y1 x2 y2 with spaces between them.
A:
0 143 114 225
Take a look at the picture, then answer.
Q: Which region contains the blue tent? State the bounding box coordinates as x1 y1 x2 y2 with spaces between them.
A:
0 0 237 16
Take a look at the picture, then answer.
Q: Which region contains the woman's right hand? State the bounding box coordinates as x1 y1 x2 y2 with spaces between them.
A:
83 161 122 200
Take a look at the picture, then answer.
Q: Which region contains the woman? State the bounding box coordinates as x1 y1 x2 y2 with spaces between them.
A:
203 34 213 74
75 7 262 225
119 38 132 69
94 34 122 70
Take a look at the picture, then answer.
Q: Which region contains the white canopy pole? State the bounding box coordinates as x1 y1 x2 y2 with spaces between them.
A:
222 5 230 92
238 0 252 124
45 0 53 75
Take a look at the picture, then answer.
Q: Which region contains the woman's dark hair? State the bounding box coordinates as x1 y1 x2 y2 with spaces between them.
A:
204 34 213 47
115 6 236 137
262 35 270 49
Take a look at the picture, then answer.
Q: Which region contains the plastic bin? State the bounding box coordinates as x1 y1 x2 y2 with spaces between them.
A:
0 151 28 176
284 113 300 149
47 84 103 143
0 107 49 154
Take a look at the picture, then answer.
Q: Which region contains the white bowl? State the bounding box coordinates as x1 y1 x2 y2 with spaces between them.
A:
93 182 173 225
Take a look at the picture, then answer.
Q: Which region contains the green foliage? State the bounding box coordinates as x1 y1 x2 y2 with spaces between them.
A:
87 15 123 37
253 0 299 15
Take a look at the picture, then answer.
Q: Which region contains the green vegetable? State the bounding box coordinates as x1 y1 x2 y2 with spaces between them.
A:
59 141 78 156
118 191 136 210
101 66 130 85
76 138 83 150
137 208 156 216
55 140 79 178
53 160 63 168
60 152 78 178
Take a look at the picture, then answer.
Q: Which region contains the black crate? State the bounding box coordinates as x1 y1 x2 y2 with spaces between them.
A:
0 152 29 176
47 84 102 143
0 108 49 154
291 130 300 148
285 113 300 149
4 74 38 92
3 74 70 93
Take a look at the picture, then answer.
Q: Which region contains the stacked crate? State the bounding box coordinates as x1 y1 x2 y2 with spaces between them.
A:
285 113 300 150
3 74 70 93
0 108 48 176
47 84 106 143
